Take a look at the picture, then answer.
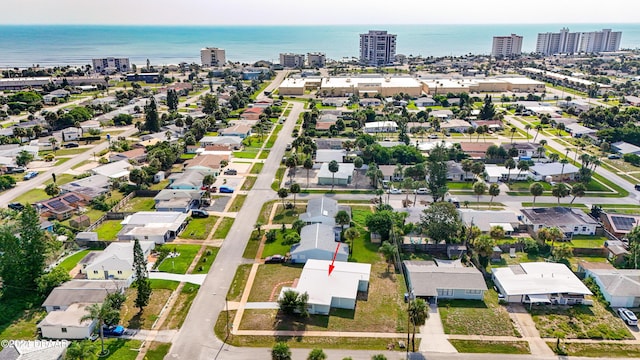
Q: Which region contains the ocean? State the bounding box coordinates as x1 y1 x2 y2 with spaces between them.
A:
1 24 640 68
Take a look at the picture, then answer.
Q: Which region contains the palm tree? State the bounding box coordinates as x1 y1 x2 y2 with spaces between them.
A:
552 183 570 204
303 157 313 189
285 156 298 185
505 158 516 184
510 127 517 143
378 241 397 272
254 222 263 236
49 137 58 153
529 182 544 208
289 183 301 206
344 227 359 256
549 153 559 162
524 124 531 142
335 210 351 232
271 342 292 360
65 340 97 360
408 298 429 352
473 181 487 208
81 303 119 356
516 160 530 181
488 183 500 209
328 160 339 190
353 156 363 189
570 183 586 204
277 188 289 210
533 124 543 143
461 159 473 181
307 349 327 360
559 158 569 182
44 182 61 197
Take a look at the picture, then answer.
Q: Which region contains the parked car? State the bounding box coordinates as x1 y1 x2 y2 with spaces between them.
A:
8 202 24 211
428 134 439 139
387 188 402 194
618 308 638 326
219 186 234 193
608 154 621 159
414 188 429 194
224 169 237 175
63 142 79 148
23 171 38 180
265 254 286 264
102 325 125 336
635 184 640 191
191 209 209 218
285 143 292 151
9 167 25 173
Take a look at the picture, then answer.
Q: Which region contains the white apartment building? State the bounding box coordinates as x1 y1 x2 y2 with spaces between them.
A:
280 53 305 68
307 52 326 67
492 34 523 58
92 57 130 74
200 47 226 67
359 30 397 66
536 28 621 55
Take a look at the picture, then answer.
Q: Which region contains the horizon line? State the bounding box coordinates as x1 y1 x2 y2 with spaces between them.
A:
0 22 638 27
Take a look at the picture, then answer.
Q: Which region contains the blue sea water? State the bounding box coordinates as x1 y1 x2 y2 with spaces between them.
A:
1 24 640 68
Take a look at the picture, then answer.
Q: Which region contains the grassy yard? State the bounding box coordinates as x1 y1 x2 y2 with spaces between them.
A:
181 216 219 240
449 340 530 354
271 204 306 224
227 264 252 302
241 176 257 191
99 339 142 360
257 200 276 224
217 310 410 350
258 150 269 159
243 230 261 259
121 285 174 329
262 229 298 258
439 289 519 336
95 220 123 241
271 167 286 191
121 197 156 212
157 244 201 274
568 236 606 248
241 261 409 333
213 217 234 239
548 342 640 357
530 301 633 340
192 247 219 274
44 173 76 186
350 205 388 264
57 250 90 272
250 163 264 174
161 284 200 329
143 342 171 360
0 308 46 340
228 194 247 212
11 188 48 204
233 151 258 159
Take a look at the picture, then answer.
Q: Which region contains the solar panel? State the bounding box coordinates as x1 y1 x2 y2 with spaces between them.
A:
63 194 81 203
48 200 66 210
611 216 637 231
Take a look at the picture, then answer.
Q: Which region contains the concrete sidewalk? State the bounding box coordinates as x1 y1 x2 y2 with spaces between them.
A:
507 304 555 357
149 272 206 285
419 304 457 353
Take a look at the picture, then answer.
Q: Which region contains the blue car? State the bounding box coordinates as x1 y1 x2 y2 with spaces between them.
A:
102 325 125 336
23 171 38 180
219 186 234 193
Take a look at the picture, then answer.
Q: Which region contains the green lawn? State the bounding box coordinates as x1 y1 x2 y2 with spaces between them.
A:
43 173 75 186
213 217 234 239
143 342 171 360
95 220 123 241
262 229 298 258
227 264 252 302
250 163 264 174
447 182 474 190
349 205 384 264
243 230 261 259
241 176 257 191
265 125 283 148
181 216 219 240
42 147 89 156
233 151 258 159
271 167 286 191
121 197 155 212
161 284 200 330
157 244 201 274
228 194 247 212
192 247 219 274
149 279 180 290
102 338 142 360
450 340 530 354
57 250 90 272
11 189 48 204
0 307 46 340
439 290 519 337
258 150 269 159
568 236 606 248
271 204 305 224
548 342 640 357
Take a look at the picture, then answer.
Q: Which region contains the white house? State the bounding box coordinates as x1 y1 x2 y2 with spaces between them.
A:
91 160 131 180
586 268 640 308
484 164 529 183
42 280 126 312
458 209 521 234
520 207 599 237
317 162 354 186
299 197 348 227
290 224 348 264
61 128 82 142
529 162 580 182
118 212 188 244
279 259 371 315
612 141 640 156
404 259 487 302
493 262 592 305
315 149 346 163
199 136 243 149
364 121 398 133
38 303 97 340
84 241 155 281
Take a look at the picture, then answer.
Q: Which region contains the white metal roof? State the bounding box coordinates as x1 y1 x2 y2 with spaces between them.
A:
493 262 592 297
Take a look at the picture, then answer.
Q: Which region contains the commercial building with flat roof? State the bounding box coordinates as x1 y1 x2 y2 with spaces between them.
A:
200 47 226 67
359 30 396 66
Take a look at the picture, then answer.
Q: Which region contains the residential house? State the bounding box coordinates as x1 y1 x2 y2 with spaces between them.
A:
322 98 348 107
364 121 398 133
154 189 204 213
459 142 493 160
520 207 599 237
404 259 487 302
359 98 382 107
38 303 96 340
91 160 131 181
185 153 230 177
446 161 473 182
604 240 630 264
624 95 640 106
601 213 640 239
317 162 354 186
85 241 155 280
612 141 640 156
441 119 472 133
0 339 67 359
35 192 91 220
199 136 243 150
290 224 348 264
557 99 593 113
43 89 70 104
299 197 350 227
61 127 82 142
239 107 263 121
42 280 126 312
219 123 252 138
279 259 371 315
493 262 592 305
505 142 542 159
585 266 640 308
315 139 344 150
414 97 436 107
109 148 147 163
458 209 521 234
430 109 453 121
60 174 110 199
529 162 580 182
168 169 206 190
118 212 188 244
484 164 529 183
315 149 346 163
565 123 597 138
379 165 404 182
472 119 503 131
316 113 338 131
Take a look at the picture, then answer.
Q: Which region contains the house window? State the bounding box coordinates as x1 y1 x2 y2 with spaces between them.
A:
53 306 60 310
574 227 579 232
61 328 67 333
117 271 123 274
465 289 482 295
582 226 587 231
93 270 99 274
438 289 454 297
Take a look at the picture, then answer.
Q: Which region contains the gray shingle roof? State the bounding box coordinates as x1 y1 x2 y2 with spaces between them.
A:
404 260 487 297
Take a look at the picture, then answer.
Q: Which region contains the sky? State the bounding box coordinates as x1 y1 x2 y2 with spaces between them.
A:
2 0 639 25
